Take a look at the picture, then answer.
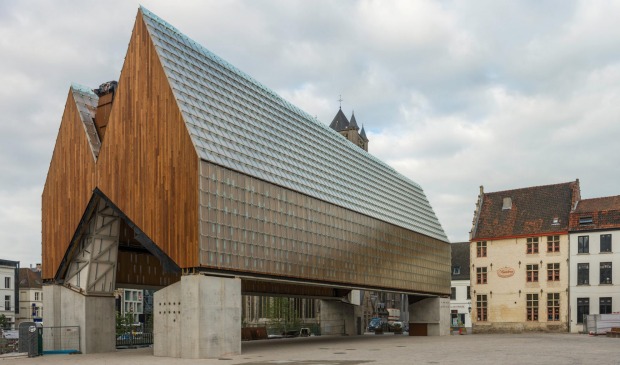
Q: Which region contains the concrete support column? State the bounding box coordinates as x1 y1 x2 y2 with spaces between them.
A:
320 300 357 336
154 275 241 359
42 284 115 353
408 297 450 336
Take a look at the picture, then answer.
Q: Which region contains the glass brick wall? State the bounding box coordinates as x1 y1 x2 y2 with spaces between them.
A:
199 161 450 295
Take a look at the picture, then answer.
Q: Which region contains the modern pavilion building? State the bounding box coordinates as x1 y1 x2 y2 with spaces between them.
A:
42 7 451 358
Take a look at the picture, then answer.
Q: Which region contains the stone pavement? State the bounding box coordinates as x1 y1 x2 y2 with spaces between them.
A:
4 333 620 364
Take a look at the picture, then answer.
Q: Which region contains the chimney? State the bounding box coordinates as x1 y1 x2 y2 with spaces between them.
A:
93 81 118 141
571 179 581 210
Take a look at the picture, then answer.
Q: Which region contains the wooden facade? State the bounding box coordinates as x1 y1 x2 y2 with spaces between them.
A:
42 13 199 280
42 90 97 279
96 13 199 271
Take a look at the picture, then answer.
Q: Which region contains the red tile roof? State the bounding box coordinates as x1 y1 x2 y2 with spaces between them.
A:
570 195 620 231
471 180 580 240
18 268 42 289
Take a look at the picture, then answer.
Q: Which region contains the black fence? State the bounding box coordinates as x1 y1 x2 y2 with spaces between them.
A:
116 332 153 348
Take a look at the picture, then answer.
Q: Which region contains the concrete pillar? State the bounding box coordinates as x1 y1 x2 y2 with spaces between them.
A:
42 284 116 353
408 297 450 336
154 275 241 359
320 300 357 336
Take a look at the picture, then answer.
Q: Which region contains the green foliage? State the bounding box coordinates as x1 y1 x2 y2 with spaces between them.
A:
0 314 7 330
266 297 301 334
115 312 135 335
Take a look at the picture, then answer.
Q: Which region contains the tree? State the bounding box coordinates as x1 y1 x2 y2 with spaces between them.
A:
115 312 134 336
0 314 7 330
266 297 301 335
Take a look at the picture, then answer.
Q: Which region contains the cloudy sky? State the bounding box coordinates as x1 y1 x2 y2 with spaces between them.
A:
1 0 620 266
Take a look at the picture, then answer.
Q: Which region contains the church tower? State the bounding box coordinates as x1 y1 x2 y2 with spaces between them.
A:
329 108 369 151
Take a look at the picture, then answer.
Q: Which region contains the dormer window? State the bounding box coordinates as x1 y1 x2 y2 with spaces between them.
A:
502 197 512 210
579 216 593 225
552 217 560 225
452 266 461 275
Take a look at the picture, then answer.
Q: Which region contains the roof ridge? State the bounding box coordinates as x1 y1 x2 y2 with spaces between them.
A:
578 195 620 201
138 7 447 241
484 180 576 195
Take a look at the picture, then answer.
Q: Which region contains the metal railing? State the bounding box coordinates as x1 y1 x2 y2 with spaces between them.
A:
116 332 153 348
243 321 323 338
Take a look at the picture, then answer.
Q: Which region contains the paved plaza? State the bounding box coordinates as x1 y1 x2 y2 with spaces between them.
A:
4 333 619 364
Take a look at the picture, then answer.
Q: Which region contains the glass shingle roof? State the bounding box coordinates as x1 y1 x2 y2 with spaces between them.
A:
71 84 101 160
140 7 448 242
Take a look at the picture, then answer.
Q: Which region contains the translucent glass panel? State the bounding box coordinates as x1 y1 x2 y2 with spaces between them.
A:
140 8 448 243
198 162 450 294
71 85 101 159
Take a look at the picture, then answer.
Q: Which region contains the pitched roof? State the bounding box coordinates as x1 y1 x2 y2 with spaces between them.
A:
451 242 470 280
71 84 101 160
140 7 448 242
18 268 42 289
574 195 620 213
570 195 620 231
329 108 350 131
471 181 579 240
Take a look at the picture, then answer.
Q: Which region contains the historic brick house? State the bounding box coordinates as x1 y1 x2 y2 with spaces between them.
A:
469 181 580 332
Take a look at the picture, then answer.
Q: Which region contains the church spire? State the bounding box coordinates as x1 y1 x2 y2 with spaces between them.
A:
329 108 349 131
349 111 359 130
360 125 368 142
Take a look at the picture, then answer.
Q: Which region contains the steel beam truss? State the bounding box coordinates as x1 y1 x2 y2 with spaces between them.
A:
64 197 120 295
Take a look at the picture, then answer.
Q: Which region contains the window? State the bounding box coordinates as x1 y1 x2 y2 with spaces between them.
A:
526 264 539 282
3 277 9 289
35 292 40 301
477 241 487 257
547 293 560 321
577 263 589 285
600 234 612 253
527 294 539 321
600 262 612 284
579 216 593 225
600 297 612 314
578 236 589 254
467 286 471 300
527 237 539 254
4 295 10 311
452 266 461 275
577 298 589 324
476 295 488 321
477 267 488 284
547 263 560 281
450 287 456 300
547 235 560 252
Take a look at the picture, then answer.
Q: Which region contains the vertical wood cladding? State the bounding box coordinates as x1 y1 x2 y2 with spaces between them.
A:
42 90 97 279
94 92 113 140
116 251 179 287
96 12 199 271
199 162 451 295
